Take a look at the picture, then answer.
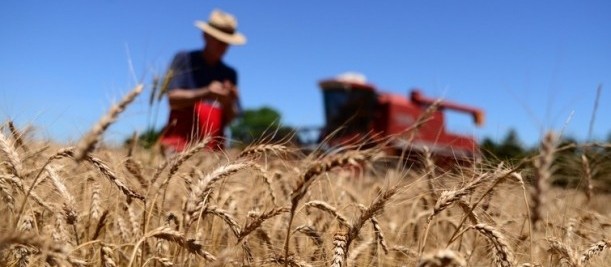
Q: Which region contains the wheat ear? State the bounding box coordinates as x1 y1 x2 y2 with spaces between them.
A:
124 158 148 189
344 186 398 260
581 154 594 202
238 144 292 159
129 226 216 266
331 231 348 267
431 173 488 219
7 120 28 152
417 249 466 267
86 155 145 201
186 161 252 217
294 225 327 262
578 240 609 266
284 149 372 266
471 223 515 267
546 239 577 267
0 131 22 177
238 207 289 242
530 132 557 227
73 84 143 161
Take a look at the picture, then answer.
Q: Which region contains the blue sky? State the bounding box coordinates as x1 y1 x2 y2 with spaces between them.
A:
1 1 610 147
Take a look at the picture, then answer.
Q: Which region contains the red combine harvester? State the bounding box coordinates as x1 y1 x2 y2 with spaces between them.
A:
315 73 485 165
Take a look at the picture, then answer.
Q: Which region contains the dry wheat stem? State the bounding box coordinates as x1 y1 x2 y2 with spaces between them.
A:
305 200 350 228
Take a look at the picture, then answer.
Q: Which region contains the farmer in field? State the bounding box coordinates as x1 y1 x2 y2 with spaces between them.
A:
160 9 246 153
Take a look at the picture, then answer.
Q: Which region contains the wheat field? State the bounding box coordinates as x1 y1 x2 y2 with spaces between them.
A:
1 86 610 267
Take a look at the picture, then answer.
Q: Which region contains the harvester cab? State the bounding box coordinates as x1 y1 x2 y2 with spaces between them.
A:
317 73 485 164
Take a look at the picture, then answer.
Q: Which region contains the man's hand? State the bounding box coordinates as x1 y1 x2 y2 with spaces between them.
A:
167 81 238 110
207 81 229 98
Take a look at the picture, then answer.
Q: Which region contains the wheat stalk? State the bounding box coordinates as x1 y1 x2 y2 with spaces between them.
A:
305 200 350 228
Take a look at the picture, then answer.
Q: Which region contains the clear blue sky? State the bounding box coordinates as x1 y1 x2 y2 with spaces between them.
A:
1 1 610 147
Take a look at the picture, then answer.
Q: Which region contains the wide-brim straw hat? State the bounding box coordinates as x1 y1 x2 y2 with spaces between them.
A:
194 9 246 45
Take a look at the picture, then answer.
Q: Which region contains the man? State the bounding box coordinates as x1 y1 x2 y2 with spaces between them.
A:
160 9 246 153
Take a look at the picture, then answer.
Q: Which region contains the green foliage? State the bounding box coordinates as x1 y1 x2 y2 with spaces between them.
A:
229 106 298 147
124 127 162 149
481 129 528 163
551 138 611 192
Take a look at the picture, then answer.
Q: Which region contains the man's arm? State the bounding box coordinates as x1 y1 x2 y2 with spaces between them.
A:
167 87 208 110
168 81 229 110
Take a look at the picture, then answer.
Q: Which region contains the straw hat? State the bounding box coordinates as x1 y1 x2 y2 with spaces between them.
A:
195 9 246 45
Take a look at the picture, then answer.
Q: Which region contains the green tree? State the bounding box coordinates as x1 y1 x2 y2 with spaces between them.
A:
481 129 526 162
124 127 163 149
230 106 297 147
